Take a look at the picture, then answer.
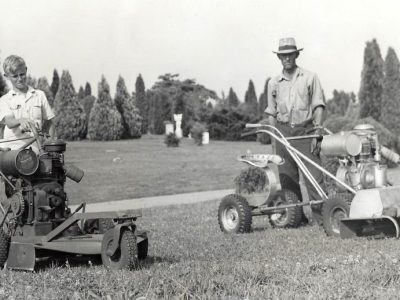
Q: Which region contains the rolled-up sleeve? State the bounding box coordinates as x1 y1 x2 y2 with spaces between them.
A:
265 79 277 117
309 74 325 111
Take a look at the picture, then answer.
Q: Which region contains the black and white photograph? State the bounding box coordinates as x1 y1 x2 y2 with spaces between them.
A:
1 0 400 298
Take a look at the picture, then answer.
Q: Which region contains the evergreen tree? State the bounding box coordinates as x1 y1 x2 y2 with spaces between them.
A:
26 74 37 88
50 69 60 98
244 80 258 116
227 87 239 108
135 74 148 134
77 86 85 99
85 82 92 96
258 78 270 117
381 47 400 135
358 39 384 121
37 77 54 107
53 70 86 140
114 76 142 138
88 76 123 140
326 90 352 116
0 73 7 97
81 95 96 135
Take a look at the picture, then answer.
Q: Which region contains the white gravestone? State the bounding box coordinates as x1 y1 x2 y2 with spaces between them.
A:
202 131 209 145
165 123 174 135
173 114 183 138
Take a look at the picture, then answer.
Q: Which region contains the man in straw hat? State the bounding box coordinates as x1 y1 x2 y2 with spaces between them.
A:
265 37 326 224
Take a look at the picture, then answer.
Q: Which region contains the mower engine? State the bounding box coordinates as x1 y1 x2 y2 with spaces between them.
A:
0 140 84 237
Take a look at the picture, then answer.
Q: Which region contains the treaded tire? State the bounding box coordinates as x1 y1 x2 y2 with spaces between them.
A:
218 194 252 234
279 173 301 199
268 189 303 228
322 193 353 237
101 228 138 270
0 229 10 267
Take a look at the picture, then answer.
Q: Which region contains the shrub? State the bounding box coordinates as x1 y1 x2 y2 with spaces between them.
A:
323 115 353 133
164 133 180 147
256 118 271 145
190 122 206 146
234 167 267 194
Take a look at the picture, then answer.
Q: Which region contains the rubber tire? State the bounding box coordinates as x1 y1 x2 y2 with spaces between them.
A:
138 238 148 260
0 229 10 268
279 173 301 199
322 194 352 237
218 194 252 234
101 228 138 270
268 189 303 228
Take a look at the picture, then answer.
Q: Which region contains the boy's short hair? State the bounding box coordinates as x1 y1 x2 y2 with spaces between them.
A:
3 55 27 75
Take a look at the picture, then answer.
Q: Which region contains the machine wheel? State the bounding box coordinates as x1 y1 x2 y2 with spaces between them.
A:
101 228 138 270
218 194 252 234
279 173 301 199
322 194 352 237
0 229 10 268
268 189 303 228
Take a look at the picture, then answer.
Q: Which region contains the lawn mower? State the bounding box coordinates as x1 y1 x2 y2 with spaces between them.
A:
0 125 148 271
218 123 400 239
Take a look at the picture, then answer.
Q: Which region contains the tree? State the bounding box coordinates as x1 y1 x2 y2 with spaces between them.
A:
77 86 85 99
50 69 60 98
0 73 7 97
85 82 92 96
358 39 384 121
258 78 270 117
114 76 142 138
326 90 354 116
135 74 148 134
36 77 54 107
244 80 258 116
53 70 86 140
81 95 96 134
88 75 123 140
227 87 239 109
381 47 400 135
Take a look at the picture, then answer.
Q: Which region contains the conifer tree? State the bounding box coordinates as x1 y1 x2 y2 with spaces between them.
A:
88 76 123 140
0 73 7 97
258 78 270 117
135 74 148 134
78 86 85 99
358 39 384 121
114 76 142 138
84 82 92 96
50 69 60 98
381 47 400 135
53 70 86 140
37 77 54 107
227 87 239 108
244 80 258 116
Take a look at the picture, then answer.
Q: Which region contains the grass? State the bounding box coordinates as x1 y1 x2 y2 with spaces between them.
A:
64 135 269 204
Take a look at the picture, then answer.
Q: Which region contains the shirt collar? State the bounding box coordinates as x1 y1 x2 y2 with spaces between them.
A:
278 66 303 82
10 86 36 97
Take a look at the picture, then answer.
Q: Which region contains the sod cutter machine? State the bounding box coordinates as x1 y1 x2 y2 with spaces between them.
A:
218 123 400 239
0 125 148 271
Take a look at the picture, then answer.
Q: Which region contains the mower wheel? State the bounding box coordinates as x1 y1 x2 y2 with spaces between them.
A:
268 189 302 228
322 194 352 237
218 194 252 233
0 229 10 267
101 228 138 270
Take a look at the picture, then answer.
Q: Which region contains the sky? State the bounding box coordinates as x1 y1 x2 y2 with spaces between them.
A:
1 0 400 101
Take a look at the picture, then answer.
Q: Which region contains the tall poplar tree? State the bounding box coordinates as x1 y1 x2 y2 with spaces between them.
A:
50 69 60 98
88 75 123 140
37 77 54 107
358 39 384 121
84 82 92 96
381 47 400 135
258 77 270 117
114 76 142 138
244 79 258 116
53 70 86 140
227 87 239 109
135 74 148 134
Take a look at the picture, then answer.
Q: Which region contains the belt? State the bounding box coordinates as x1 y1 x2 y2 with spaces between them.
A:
277 119 313 128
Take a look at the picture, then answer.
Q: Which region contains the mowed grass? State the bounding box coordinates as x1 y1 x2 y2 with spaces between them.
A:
64 135 269 204
2 200 400 298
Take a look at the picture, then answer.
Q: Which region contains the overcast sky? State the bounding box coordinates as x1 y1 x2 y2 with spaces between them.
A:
1 0 399 101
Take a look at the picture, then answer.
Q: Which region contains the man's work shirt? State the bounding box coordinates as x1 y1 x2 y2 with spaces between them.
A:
265 67 325 125
0 86 55 151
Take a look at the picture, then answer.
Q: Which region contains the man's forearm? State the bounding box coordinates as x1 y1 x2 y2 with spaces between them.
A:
313 106 324 126
48 122 56 139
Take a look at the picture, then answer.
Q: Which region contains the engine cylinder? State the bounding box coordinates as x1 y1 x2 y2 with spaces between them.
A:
64 164 84 182
321 132 362 157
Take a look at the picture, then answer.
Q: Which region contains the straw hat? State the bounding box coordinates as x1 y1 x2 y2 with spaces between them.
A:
273 37 303 54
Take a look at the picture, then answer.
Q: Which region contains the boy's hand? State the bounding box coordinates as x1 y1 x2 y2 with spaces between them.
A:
19 118 35 133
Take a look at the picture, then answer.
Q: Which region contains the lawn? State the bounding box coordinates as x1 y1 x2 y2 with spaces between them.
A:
63 135 269 204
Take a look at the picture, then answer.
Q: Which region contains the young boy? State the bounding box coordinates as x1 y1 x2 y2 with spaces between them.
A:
0 55 55 151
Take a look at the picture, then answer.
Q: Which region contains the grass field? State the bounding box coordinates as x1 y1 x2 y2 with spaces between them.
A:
2 135 400 298
64 135 269 204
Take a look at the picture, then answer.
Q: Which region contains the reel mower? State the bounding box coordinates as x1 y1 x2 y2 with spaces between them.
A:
218 123 400 239
0 125 148 271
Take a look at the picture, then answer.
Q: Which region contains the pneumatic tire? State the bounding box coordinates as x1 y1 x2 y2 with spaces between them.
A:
322 194 352 237
218 194 252 234
268 189 303 228
0 229 10 268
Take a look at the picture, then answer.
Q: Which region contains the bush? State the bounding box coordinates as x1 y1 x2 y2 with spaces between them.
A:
234 167 267 194
256 118 271 145
190 122 206 146
323 115 353 133
164 133 180 147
